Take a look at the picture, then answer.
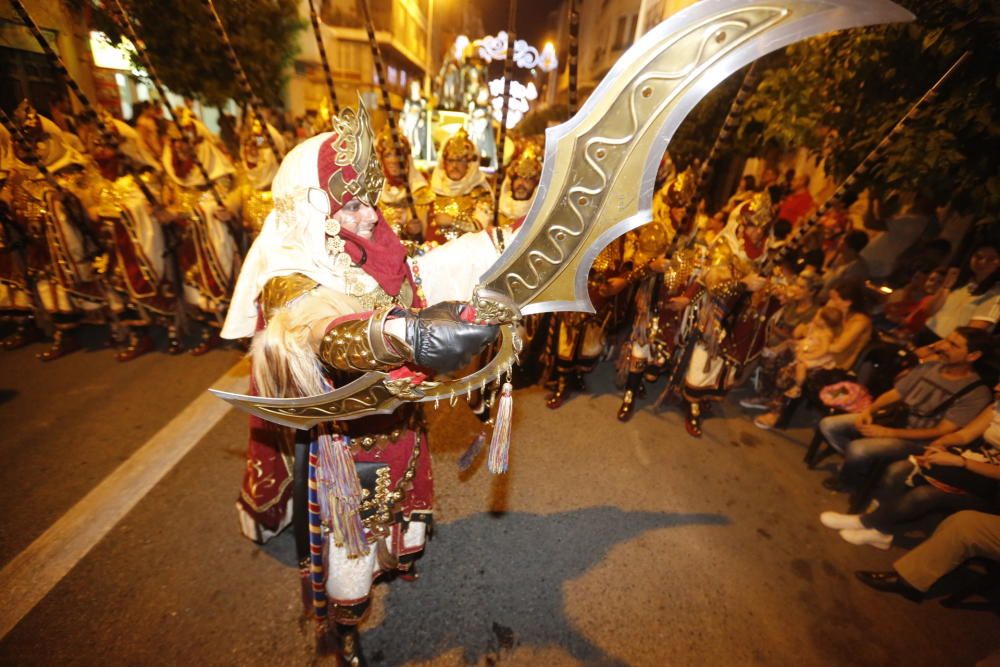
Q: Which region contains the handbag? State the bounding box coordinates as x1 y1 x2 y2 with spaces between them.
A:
872 402 910 428
872 378 986 429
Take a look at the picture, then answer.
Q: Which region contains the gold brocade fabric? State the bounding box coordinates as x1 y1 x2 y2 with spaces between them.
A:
429 186 492 241
242 187 273 236
381 186 433 240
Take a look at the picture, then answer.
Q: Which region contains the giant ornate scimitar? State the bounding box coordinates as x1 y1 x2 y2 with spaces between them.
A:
211 0 913 429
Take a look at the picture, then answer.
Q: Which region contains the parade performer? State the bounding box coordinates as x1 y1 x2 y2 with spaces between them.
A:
616 168 696 421
236 115 284 240
546 240 630 408
673 191 775 436
87 110 181 360
375 126 432 250
161 107 240 354
221 102 503 663
427 128 492 243
3 101 106 360
0 121 44 350
496 144 541 230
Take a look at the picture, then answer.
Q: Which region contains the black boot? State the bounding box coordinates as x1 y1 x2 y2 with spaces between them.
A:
617 371 643 422
37 328 80 362
2 317 39 350
337 623 367 667
684 399 703 438
546 373 571 409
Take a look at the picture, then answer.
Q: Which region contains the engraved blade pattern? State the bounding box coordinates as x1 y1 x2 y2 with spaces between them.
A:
211 0 913 428
479 0 913 316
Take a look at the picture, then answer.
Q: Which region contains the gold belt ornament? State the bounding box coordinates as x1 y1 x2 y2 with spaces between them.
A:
211 0 913 429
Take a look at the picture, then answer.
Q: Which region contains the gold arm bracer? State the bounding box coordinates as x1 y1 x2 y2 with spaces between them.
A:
318 307 410 373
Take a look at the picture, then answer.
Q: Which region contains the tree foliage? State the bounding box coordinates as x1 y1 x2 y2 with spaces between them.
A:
668 0 998 220
79 0 304 108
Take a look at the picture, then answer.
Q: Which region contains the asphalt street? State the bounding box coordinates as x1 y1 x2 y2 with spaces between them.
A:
0 332 997 666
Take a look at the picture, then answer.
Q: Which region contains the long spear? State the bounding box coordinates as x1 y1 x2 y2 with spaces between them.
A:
7 0 158 206
775 50 971 265
199 0 283 161
733 50 973 405
357 0 420 224
306 0 340 120
106 0 226 210
566 0 580 117
677 61 760 239
490 0 519 234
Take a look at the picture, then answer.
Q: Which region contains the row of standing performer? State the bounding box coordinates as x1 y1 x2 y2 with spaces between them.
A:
0 100 542 363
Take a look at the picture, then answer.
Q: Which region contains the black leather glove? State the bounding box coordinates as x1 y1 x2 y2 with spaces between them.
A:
405 301 500 374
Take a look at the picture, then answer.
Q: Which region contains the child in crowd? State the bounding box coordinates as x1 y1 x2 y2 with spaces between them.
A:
784 306 845 398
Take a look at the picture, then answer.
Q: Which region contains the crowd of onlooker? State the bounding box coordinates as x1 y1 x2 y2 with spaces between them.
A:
728 170 1000 603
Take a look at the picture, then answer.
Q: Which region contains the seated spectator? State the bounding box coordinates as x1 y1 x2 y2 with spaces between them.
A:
750 281 873 428
882 263 935 325
818 230 870 301
743 273 819 405
818 327 993 491
777 173 815 228
770 218 793 253
916 243 1000 346
894 268 946 338
861 193 939 282
820 391 1000 549
784 306 844 398
854 510 1000 600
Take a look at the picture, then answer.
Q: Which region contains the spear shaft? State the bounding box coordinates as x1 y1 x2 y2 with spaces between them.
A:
107 0 226 209
199 0 283 160
306 0 340 119
776 50 971 264
357 0 419 223
567 0 580 116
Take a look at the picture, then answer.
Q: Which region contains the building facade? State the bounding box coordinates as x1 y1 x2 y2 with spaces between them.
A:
286 0 430 119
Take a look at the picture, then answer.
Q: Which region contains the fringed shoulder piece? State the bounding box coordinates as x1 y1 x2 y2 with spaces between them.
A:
260 273 320 322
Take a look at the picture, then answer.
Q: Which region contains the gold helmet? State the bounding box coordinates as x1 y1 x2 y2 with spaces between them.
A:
13 99 45 147
240 116 267 149
740 190 773 228
171 106 201 144
317 99 384 209
375 125 411 162
441 127 478 163
509 145 542 183
665 169 696 208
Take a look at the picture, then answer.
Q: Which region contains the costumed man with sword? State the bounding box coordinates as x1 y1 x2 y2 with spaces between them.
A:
212 1 914 663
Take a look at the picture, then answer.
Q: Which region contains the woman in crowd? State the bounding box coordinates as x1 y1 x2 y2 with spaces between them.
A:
750 280 873 429
914 243 1000 345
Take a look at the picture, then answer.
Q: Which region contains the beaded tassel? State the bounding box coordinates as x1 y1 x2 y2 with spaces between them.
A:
315 425 368 558
487 381 513 473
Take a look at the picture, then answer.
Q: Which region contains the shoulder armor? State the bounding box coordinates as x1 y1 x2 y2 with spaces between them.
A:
260 273 320 320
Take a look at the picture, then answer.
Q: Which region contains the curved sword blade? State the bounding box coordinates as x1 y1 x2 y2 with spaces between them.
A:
479 0 913 316
211 0 913 426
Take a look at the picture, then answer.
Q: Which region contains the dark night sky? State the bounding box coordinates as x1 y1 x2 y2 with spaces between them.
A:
476 0 567 52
